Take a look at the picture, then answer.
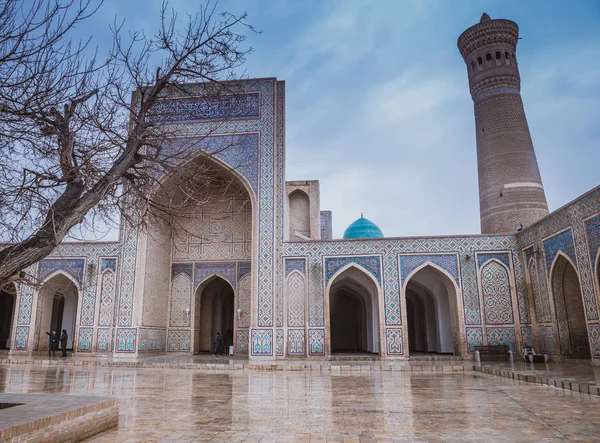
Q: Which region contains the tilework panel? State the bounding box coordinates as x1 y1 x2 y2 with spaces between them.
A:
276 329 284 356
477 252 511 269
480 260 514 324
38 258 85 287
520 326 533 348
167 330 191 352
285 258 306 277
251 329 273 356
96 328 111 352
551 258 573 357
320 211 332 240
170 273 192 328
236 329 249 353
325 256 381 286
98 271 115 327
286 271 305 328
172 263 193 279
77 327 93 352
14 326 28 350
16 272 36 326
237 273 251 329
116 328 136 353
287 329 305 356
308 329 325 356
238 261 251 281
274 81 285 330
465 327 483 353
149 93 260 123
385 328 403 355
399 254 459 283
589 323 600 358
585 214 600 265
118 222 140 328
194 262 237 292
543 229 577 274
101 258 117 273
486 327 516 351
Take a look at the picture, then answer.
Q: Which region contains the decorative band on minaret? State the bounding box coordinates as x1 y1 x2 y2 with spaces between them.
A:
458 13 549 234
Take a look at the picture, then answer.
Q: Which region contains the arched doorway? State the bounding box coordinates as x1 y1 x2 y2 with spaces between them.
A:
35 274 79 351
328 266 380 354
404 265 460 355
0 285 16 349
551 255 591 359
194 277 235 354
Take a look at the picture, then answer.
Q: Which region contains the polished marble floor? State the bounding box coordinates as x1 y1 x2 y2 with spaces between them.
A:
1 364 600 442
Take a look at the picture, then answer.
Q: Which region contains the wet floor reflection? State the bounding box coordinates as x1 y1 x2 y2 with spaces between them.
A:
1 364 600 441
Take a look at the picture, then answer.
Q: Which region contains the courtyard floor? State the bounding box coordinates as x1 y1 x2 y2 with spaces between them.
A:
1 363 600 442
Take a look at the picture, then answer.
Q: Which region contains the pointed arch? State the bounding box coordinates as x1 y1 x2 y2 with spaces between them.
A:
549 252 590 359
195 273 236 295
0 283 17 349
326 263 382 355
403 262 464 356
480 259 514 325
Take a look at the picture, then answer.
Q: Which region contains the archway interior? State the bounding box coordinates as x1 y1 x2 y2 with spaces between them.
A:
195 277 235 353
553 257 591 359
37 274 78 350
405 267 456 354
0 285 16 349
329 267 379 354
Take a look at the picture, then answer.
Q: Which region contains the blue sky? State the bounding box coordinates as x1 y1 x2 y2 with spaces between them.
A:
75 0 600 239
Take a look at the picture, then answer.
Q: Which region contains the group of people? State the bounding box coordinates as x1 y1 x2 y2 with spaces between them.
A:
46 329 69 357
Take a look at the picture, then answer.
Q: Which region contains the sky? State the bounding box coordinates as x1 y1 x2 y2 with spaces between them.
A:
71 0 600 240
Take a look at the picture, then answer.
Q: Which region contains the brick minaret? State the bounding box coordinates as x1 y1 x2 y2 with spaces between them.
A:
458 13 549 234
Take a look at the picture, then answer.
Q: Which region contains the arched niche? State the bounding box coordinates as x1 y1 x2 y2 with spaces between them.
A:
0 284 17 349
550 253 591 359
288 189 311 241
35 273 79 351
327 265 381 355
404 264 462 355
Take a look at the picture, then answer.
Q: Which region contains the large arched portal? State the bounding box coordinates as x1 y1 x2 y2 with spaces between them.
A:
35 274 79 350
0 285 16 349
194 277 235 354
405 266 460 355
551 255 591 359
328 266 380 354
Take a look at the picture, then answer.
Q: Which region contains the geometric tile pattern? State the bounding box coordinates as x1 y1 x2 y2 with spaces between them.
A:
96 328 111 352
325 256 381 287
236 330 249 353
284 258 306 277
465 327 483 353
589 323 600 358
320 211 332 240
167 330 191 352
101 258 117 272
308 329 325 355
77 327 93 352
286 271 305 328
275 81 285 330
237 274 251 329
14 326 28 350
98 271 115 327
37 258 85 288
170 273 192 328
385 328 403 355
520 326 533 348
399 254 459 284
543 229 577 274
194 262 236 292
276 329 284 356
477 252 511 269
486 327 516 351
287 329 305 356
116 328 136 352
480 260 514 325
585 214 600 266
251 329 273 356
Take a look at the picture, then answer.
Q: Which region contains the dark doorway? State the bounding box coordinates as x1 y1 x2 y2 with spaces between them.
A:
195 277 235 353
0 286 16 349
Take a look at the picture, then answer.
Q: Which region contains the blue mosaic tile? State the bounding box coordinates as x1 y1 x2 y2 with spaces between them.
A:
238 261 251 281
585 214 600 265
477 252 510 269
100 258 117 273
285 258 306 277
194 262 237 291
399 254 459 283
38 258 85 287
543 229 577 273
172 263 193 279
149 93 260 123
320 211 332 240
324 256 381 286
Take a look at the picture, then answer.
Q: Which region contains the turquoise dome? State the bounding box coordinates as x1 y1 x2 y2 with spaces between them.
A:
343 215 384 239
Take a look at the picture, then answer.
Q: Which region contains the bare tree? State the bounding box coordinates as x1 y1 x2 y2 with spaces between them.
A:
0 0 255 288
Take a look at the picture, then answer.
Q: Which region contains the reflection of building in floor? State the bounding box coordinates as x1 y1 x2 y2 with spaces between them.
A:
2 13 600 363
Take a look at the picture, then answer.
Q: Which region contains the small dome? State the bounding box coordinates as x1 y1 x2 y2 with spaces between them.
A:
343 215 384 239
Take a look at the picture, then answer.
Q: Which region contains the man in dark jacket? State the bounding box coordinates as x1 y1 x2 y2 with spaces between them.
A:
46 330 57 356
213 332 223 357
60 329 68 357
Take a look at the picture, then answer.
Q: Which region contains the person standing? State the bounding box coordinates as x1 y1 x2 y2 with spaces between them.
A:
45 330 57 356
213 332 223 357
60 329 68 358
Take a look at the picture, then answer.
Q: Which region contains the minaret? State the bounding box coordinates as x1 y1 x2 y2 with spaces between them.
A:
458 13 549 234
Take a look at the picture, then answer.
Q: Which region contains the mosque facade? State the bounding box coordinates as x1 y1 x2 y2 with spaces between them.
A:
1 15 600 363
